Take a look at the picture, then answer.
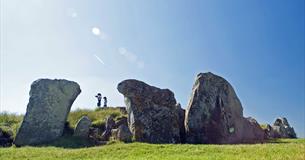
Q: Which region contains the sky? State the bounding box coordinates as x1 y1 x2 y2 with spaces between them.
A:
0 0 304 137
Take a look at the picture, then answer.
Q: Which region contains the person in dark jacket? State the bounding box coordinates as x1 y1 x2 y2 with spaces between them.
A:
95 93 102 107
103 97 108 107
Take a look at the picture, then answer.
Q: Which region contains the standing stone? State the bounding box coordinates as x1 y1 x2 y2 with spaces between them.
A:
101 115 116 141
15 79 81 146
185 72 265 144
111 124 133 143
74 116 92 138
271 117 297 138
117 79 181 143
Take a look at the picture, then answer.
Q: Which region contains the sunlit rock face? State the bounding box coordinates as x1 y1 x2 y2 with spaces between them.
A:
15 79 81 146
185 72 265 144
117 79 182 143
271 117 297 138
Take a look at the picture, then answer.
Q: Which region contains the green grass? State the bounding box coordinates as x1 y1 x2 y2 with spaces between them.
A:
0 107 126 149
1 109 304 159
260 124 268 130
0 139 304 160
67 107 126 128
0 112 23 137
41 136 96 149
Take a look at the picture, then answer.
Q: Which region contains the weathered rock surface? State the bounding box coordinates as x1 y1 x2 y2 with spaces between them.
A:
89 127 100 141
74 116 92 138
111 124 133 142
101 115 116 141
0 128 13 147
117 79 181 143
176 104 186 143
240 117 265 143
114 117 128 128
14 79 81 146
185 72 265 144
271 117 297 138
263 124 276 139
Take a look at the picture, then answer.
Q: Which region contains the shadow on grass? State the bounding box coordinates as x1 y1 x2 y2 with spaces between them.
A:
265 139 291 144
37 136 97 149
34 121 98 149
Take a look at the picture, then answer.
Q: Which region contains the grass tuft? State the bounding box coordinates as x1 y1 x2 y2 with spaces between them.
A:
0 112 23 137
260 124 269 130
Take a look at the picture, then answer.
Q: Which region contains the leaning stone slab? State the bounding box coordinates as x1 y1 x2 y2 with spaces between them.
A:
15 79 81 146
117 79 181 143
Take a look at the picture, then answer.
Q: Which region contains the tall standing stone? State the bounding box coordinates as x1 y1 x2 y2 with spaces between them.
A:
185 72 265 144
117 79 181 143
15 79 81 146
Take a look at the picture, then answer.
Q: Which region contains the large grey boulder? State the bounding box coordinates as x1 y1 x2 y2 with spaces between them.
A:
15 79 81 146
117 79 181 143
271 117 297 138
74 116 92 138
185 72 265 144
111 124 133 143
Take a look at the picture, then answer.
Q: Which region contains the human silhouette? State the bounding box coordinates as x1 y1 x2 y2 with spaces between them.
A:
103 97 108 107
95 93 102 107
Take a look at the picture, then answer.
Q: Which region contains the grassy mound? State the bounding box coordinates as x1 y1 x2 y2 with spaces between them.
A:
67 107 126 129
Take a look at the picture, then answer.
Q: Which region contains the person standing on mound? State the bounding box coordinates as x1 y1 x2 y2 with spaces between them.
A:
95 93 102 107
103 96 108 107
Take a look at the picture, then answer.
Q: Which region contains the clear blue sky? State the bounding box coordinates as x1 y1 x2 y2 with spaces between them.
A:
0 0 304 137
